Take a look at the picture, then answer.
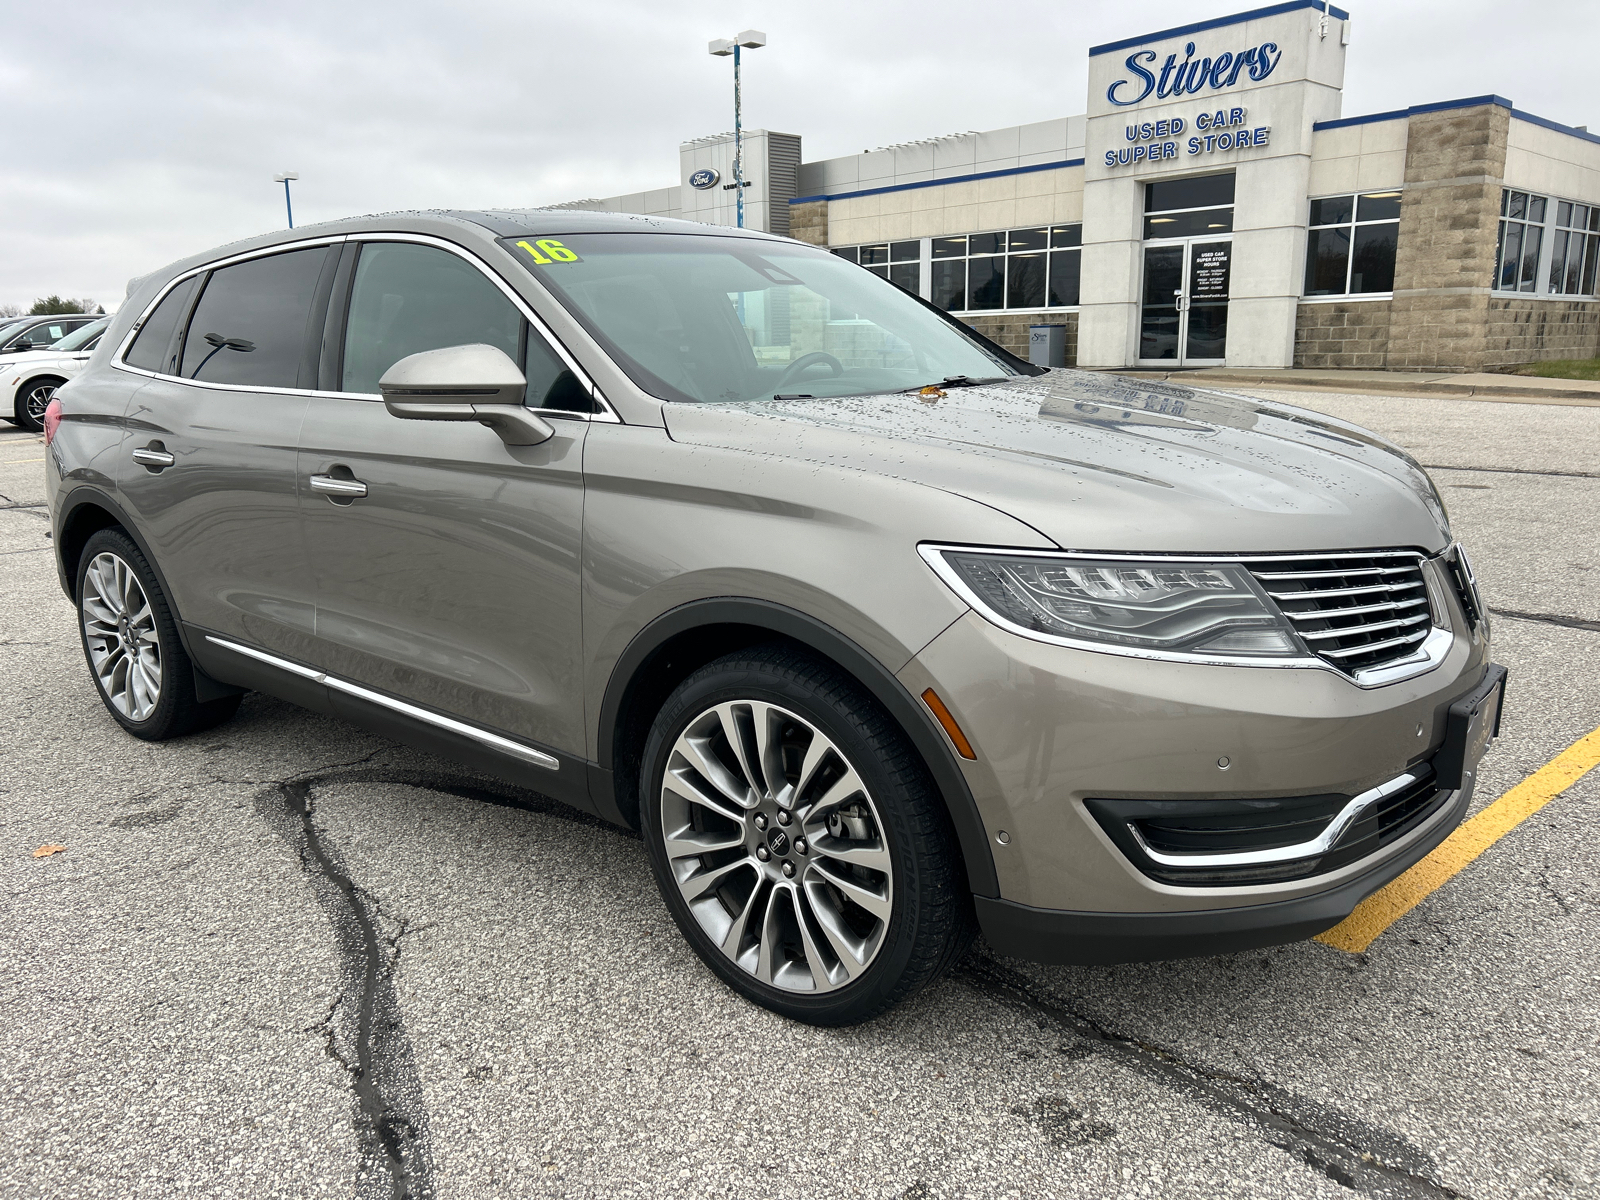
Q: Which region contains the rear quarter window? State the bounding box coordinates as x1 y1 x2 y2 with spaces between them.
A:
123 276 202 374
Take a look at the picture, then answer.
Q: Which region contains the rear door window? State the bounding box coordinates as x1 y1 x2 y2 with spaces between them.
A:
124 276 201 374
180 247 330 387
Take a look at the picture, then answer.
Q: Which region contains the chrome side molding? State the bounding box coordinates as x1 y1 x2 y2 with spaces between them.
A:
204 635 559 771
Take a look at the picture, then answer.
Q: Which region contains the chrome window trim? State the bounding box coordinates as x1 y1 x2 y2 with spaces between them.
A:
1126 769 1436 869
347 232 619 422
111 234 348 373
111 231 619 423
205 635 560 770
917 542 1453 688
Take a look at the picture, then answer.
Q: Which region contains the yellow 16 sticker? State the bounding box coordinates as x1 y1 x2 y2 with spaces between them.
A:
516 238 580 264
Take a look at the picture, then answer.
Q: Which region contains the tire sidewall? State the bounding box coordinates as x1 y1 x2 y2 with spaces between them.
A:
641 655 930 1023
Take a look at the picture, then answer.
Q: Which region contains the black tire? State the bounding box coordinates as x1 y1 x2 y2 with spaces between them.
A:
75 527 242 741
640 644 974 1025
14 376 63 433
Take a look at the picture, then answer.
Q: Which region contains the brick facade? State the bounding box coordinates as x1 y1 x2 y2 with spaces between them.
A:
1290 103 1600 371
1482 298 1600 366
788 200 828 247
962 313 1078 365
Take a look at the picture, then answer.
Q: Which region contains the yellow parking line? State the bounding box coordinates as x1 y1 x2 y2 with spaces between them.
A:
1317 724 1600 952
4 457 43 464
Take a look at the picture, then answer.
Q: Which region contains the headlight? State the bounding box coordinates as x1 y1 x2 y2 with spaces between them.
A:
922 546 1303 658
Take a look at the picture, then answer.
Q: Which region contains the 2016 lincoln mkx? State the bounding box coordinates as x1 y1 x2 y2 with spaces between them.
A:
44 211 1504 1025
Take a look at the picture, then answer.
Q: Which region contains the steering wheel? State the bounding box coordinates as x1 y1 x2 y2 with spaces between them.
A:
772 351 845 392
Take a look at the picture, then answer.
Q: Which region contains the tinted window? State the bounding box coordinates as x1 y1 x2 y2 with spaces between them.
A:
1146 172 1236 212
523 331 593 412
180 248 328 387
125 276 201 373
342 242 521 396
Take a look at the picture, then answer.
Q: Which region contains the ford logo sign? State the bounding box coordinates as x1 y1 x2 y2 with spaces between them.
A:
689 168 720 190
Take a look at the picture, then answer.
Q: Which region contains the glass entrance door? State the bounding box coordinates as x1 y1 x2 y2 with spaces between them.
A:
1139 239 1232 365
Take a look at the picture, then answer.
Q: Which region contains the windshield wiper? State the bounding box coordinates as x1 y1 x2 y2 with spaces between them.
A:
899 375 1005 393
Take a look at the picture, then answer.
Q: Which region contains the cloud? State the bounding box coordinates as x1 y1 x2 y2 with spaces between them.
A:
4 0 1594 309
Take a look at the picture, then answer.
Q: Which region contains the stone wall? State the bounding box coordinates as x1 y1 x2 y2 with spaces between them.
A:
1386 103 1509 371
788 200 828 247
1481 298 1600 366
1294 301 1393 368
961 313 1078 364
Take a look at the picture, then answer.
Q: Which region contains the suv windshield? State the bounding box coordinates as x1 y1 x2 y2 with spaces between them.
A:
51 317 109 351
502 232 1028 404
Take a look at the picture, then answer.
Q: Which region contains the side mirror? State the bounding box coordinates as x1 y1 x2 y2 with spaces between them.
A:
378 343 554 447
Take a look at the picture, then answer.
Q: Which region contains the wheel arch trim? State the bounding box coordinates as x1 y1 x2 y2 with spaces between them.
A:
597 597 999 897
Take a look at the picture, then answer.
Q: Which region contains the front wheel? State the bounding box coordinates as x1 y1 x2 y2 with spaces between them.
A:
641 645 973 1025
76 527 241 740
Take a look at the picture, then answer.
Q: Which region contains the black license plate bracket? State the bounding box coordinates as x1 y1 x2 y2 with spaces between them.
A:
1434 664 1507 791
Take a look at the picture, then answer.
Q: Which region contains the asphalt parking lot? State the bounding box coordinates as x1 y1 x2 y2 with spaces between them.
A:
3 388 1597 1200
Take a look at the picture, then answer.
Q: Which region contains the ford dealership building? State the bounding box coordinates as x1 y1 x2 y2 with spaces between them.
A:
554 2 1600 372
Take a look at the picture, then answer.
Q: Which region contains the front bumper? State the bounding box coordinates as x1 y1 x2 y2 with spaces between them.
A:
974 777 1471 963
897 604 1491 937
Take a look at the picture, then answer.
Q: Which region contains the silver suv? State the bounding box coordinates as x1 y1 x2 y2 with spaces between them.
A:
45 212 1504 1025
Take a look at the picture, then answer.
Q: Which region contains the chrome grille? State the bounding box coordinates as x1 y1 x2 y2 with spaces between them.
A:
1248 552 1434 673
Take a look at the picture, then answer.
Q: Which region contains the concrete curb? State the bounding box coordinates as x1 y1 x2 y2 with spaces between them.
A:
1104 369 1600 407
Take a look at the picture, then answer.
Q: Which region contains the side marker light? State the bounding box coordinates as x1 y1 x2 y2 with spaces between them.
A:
921 688 977 760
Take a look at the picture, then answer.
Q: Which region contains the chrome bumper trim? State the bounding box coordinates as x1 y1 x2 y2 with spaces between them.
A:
1127 769 1432 869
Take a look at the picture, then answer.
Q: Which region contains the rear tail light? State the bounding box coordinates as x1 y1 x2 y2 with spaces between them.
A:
43 396 63 445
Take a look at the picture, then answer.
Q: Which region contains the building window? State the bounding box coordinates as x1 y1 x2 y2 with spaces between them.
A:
834 229 1080 312
929 225 1081 312
1547 200 1600 297
1144 172 1235 239
1303 192 1401 296
832 241 921 292
1495 190 1600 296
1495 191 1546 292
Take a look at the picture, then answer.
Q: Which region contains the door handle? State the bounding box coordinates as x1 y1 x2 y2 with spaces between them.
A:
309 473 369 499
131 444 175 470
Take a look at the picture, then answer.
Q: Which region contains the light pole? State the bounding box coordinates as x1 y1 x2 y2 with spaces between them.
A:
707 31 766 229
273 171 299 229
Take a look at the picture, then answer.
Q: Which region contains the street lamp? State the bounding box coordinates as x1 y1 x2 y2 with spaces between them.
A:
273 171 299 229
707 30 766 229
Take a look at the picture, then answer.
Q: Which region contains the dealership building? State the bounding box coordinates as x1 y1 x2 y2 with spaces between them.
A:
553 1 1600 372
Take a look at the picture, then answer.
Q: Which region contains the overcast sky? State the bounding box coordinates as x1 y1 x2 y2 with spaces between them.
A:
4 0 1595 312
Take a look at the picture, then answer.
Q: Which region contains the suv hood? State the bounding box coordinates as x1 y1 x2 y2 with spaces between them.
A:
660 370 1452 555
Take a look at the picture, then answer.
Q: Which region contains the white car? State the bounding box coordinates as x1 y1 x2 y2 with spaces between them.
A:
4 317 109 432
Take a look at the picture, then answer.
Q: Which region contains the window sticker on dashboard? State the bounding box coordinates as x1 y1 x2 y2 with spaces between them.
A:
515 239 581 265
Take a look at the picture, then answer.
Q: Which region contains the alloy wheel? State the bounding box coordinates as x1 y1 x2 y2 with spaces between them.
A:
80 551 162 721
659 700 894 993
23 382 56 424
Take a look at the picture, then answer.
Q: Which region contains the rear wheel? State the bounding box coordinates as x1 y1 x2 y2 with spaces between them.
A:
76 527 241 740
15 377 63 433
641 645 972 1025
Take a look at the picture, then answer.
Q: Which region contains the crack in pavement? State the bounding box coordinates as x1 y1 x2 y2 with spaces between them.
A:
257 763 437 1200
957 955 1465 1199
1420 463 1600 481
253 759 620 1200
1489 607 1600 634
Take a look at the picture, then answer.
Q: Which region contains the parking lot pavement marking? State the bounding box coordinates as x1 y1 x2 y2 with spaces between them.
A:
4 457 43 464
1317 723 1600 953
